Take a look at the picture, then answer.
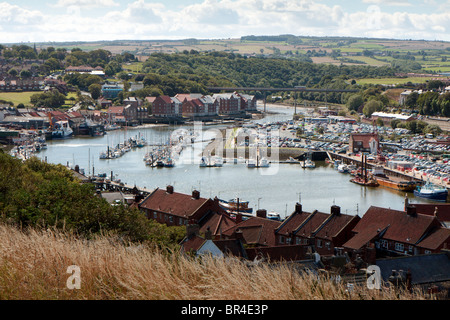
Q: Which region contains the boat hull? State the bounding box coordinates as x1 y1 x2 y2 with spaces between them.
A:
375 177 416 192
414 189 448 202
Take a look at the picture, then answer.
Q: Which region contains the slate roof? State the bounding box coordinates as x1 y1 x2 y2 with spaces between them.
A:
376 253 450 285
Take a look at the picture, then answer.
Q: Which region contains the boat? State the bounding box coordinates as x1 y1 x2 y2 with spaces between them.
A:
164 158 175 167
350 176 379 187
375 176 417 192
247 159 256 168
286 157 300 164
413 181 448 202
267 211 281 221
200 155 215 167
213 156 223 167
219 198 253 214
51 120 73 139
302 159 315 168
337 163 349 173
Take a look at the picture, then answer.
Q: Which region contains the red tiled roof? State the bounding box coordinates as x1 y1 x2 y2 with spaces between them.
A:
293 211 329 237
182 235 205 252
416 228 450 251
108 106 124 114
222 216 281 247
199 212 236 237
314 213 359 241
355 206 439 244
156 95 173 104
342 226 388 250
276 211 313 236
139 188 209 219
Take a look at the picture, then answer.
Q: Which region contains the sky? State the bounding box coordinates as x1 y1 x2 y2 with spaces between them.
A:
2 0 450 43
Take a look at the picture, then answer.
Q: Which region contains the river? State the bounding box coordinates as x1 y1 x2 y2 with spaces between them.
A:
36 104 434 219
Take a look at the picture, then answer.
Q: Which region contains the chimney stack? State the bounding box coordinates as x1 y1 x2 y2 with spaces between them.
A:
166 185 174 194
295 203 302 214
235 213 243 224
406 205 417 217
256 209 267 219
192 190 200 200
331 205 341 216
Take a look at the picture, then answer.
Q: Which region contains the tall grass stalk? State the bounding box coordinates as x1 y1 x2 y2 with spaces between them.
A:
0 223 426 300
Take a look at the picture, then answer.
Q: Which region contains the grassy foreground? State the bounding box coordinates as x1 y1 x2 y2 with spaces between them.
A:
0 223 428 300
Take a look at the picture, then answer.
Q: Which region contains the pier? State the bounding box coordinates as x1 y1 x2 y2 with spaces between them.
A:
327 151 450 190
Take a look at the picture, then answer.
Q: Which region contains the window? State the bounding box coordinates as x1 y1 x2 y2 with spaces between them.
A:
317 239 322 248
325 242 331 250
153 211 158 219
168 216 173 223
286 237 291 244
408 245 413 253
395 242 404 252
296 238 301 245
381 239 388 249
279 236 285 244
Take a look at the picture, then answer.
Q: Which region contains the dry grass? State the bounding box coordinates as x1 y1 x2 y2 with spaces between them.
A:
0 223 427 300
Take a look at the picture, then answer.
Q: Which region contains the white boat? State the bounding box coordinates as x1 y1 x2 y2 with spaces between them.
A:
52 120 73 139
337 163 349 173
302 159 315 168
213 156 223 167
247 159 256 168
267 211 281 221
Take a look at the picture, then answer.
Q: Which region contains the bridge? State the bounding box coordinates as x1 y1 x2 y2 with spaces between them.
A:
207 86 359 93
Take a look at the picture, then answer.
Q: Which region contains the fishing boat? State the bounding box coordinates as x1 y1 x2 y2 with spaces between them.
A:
51 120 73 139
414 181 448 202
350 153 379 187
219 198 253 214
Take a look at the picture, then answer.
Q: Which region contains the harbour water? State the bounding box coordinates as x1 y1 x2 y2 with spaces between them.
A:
35 104 435 219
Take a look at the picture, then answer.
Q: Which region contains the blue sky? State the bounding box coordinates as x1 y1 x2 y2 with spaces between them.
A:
2 0 450 43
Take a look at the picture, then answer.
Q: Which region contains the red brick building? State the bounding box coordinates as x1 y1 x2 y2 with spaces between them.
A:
138 186 227 227
349 133 379 154
275 204 360 256
152 95 174 117
343 205 450 264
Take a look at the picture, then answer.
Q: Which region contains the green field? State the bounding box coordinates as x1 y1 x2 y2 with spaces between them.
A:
0 91 42 106
356 77 437 85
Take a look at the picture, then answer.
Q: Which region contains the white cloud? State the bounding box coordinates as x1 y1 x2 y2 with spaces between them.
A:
52 0 120 8
1 0 450 43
